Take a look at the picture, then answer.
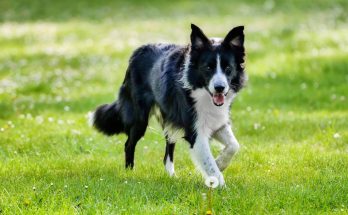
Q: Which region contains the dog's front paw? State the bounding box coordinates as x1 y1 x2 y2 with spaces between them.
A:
217 174 225 187
205 174 225 188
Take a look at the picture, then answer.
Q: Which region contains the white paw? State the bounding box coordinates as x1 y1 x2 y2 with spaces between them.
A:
165 157 175 177
166 169 176 177
217 173 225 187
205 176 219 188
205 173 225 187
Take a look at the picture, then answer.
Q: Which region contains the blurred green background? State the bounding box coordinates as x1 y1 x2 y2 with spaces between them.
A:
0 0 347 214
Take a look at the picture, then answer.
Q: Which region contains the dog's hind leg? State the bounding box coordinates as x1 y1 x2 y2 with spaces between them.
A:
213 124 240 171
163 134 176 177
125 122 148 169
123 77 154 168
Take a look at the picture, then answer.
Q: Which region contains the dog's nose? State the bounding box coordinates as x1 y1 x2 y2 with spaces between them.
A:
214 85 225 93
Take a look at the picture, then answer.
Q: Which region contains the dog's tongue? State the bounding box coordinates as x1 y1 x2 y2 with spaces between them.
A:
213 93 225 106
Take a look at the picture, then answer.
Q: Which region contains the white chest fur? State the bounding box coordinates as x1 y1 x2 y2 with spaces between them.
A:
191 88 234 137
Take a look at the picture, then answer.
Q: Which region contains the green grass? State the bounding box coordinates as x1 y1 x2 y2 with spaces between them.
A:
1 0 348 214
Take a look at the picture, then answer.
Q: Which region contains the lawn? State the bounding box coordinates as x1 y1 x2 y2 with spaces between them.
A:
0 0 348 214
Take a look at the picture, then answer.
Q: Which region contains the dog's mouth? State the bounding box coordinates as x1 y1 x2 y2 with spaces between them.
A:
212 93 225 106
204 86 227 106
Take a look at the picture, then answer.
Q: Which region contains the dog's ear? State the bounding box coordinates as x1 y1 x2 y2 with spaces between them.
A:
222 26 244 48
190 24 211 50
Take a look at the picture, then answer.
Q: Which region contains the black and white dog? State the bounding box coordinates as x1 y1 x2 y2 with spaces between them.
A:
91 24 246 186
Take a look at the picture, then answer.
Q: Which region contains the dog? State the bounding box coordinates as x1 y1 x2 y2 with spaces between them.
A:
90 24 246 186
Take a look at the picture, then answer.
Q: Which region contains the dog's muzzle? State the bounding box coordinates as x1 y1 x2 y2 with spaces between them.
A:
204 86 228 106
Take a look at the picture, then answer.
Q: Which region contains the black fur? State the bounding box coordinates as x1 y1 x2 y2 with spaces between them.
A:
163 135 175 164
93 102 124 135
92 24 246 169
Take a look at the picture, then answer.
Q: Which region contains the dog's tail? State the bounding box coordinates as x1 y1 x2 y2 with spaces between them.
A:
90 101 124 136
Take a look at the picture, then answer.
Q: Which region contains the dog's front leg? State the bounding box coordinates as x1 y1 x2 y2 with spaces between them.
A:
190 135 225 186
214 124 240 171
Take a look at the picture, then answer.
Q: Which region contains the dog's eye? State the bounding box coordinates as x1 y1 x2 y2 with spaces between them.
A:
206 66 212 71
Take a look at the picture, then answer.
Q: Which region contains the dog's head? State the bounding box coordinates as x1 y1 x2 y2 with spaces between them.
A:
185 24 246 106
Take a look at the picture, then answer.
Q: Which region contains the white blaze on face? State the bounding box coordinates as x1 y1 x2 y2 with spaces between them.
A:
208 55 229 106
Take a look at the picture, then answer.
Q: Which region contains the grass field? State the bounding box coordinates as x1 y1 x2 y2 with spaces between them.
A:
1 0 348 214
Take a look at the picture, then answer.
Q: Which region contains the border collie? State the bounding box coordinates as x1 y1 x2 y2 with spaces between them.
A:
91 24 246 186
